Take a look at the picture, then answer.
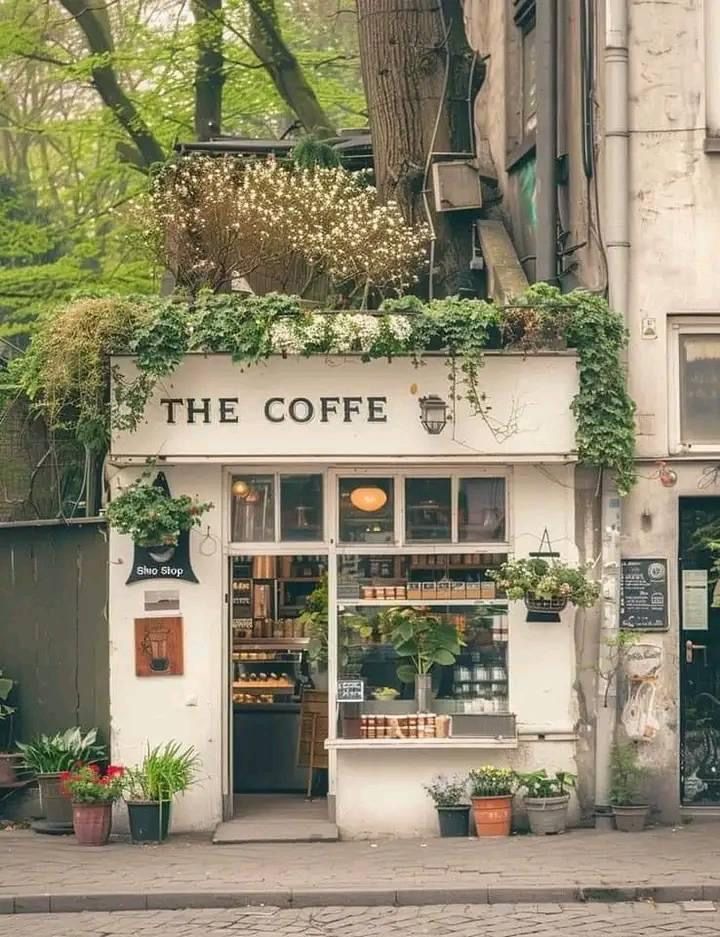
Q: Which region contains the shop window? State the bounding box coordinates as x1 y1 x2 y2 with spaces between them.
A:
339 478 394 544
679 333 720 445
280 475 323 541
405 477 451 542
507 0 537 164
231 475 274 542
521 21 537 136
334 553 510 740
458 478 506 542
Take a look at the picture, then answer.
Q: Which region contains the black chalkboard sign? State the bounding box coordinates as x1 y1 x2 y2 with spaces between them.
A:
620 558 668 631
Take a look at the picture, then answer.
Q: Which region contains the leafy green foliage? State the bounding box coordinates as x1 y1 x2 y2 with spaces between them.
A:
0 671 15 722
468 766 516 798
17 727 105 774
490 557 600 608
609 743 647 806
105 476 212 546
4 286 636 491
517 769 576 799
122 741 200 802
424 775 469 807
378 606 463 682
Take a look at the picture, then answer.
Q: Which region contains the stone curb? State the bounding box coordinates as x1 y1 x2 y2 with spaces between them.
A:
0 883 715 914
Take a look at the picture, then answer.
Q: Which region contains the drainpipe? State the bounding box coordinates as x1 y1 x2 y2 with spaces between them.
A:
535 0 558 283
595 0 629 829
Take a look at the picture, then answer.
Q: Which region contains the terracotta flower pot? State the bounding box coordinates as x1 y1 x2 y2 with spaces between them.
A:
471 795 513 837
72 802 113 846
613 804 649 832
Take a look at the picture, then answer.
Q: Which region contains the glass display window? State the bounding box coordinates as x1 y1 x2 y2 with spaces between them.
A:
405 477 451 542
458 477 506 542
280 474 323 541
231 475 274 542
338 477 395 544
230 473 324 543
334 552 510 740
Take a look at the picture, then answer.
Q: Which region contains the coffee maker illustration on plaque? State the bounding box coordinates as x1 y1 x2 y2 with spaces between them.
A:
134 617 184 677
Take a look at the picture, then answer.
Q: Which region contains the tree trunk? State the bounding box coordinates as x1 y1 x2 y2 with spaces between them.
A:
57 0 165 169
247 0 335 137
192 0 225 141
356 0 481 296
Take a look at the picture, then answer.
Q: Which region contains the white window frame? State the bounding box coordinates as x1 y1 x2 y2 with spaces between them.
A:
334 466 511 553
226 466 329 553
669 318 720 454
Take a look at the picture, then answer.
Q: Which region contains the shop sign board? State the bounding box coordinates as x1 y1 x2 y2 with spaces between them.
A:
620 558 668 631
337 678 365 703
111 354 579 459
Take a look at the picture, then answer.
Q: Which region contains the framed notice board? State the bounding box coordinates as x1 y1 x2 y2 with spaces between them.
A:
620 558 668 631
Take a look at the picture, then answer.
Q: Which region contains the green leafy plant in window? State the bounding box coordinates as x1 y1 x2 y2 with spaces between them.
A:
378 606 463 684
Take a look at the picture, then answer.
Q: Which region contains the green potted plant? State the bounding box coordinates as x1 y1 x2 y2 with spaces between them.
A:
122 741 199 843
61 764 125 846
424 775 470 837
106 476 212 549
610 742 650 832
490 557 599 622
516 769 576 835
468 766 516 837
378 607 463 711
0 670 18 786
17 727 105 831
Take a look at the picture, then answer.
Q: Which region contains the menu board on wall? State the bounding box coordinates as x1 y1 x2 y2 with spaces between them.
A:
682 569 709 631
620 558 668 631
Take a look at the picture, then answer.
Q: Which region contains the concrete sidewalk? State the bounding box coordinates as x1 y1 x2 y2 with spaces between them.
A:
1 823 718 914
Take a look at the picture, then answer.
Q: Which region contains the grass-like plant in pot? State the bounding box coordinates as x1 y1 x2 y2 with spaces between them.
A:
17 727 106 831
610 742 649 832
490 557 600 622
468 766 516 837
62 764 125 846
378 607 463 711
516 770 576 835
424 775 470 837
106 476 212 549
122 742 200 843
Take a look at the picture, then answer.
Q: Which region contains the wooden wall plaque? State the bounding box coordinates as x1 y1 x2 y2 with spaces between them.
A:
134 616 184 677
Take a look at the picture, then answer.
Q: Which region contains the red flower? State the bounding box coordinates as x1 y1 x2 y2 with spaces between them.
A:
106 765 124 778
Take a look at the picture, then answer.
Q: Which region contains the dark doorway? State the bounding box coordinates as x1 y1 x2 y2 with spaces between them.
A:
679 497 720 804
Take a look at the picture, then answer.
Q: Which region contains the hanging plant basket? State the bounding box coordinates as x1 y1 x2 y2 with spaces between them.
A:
524 593 568 622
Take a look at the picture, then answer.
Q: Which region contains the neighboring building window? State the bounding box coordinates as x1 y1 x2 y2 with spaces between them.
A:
514 0 537 142
679 333 720 444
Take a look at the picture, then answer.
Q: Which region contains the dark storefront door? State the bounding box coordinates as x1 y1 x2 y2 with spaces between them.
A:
679 497 720 804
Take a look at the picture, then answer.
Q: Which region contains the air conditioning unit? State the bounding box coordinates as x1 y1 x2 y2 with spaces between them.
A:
431 161 483 212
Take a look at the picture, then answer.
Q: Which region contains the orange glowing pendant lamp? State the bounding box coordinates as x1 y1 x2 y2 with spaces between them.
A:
350 486 388 512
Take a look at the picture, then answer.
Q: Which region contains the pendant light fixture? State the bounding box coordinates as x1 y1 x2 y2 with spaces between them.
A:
350 486 388 513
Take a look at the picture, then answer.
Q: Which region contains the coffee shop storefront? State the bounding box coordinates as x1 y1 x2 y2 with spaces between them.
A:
108 351 586 838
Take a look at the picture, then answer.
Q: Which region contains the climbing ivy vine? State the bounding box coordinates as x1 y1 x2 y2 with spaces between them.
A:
1 285 636 494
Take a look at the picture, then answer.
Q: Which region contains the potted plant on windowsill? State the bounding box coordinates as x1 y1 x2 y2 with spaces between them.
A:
517 770 576 835
17 728 106 832
106 476 212 549
62 764 125 846
610 742 650 832
424 775 470 837
468 766 516 837
490 557 599 623
378 607 463 711
122 742 200 843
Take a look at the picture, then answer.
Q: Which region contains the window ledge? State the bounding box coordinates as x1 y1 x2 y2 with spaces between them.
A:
506 136 536 172
704 136 720 153
326 737 518 751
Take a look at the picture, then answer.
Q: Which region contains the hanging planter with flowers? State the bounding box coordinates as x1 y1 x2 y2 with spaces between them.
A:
106 474 212 548
490 531 600 622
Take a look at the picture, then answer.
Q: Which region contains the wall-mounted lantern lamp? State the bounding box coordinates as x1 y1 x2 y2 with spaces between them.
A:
419 395 449 435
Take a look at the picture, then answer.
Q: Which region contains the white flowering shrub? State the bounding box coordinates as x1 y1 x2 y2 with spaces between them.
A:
140 157 429 299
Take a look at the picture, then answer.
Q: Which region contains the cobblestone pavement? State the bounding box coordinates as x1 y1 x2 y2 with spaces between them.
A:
2 903 720 937
1 824 718 899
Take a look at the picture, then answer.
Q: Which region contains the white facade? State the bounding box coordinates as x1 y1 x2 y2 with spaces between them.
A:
108 351 589 837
